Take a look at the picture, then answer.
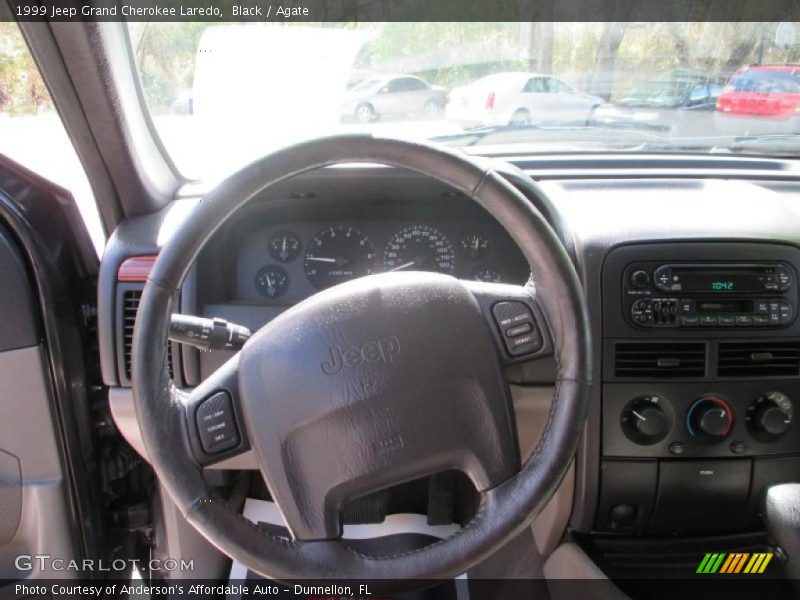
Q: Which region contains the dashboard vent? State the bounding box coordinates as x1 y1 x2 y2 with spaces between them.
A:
614 342 706 378
122 289 173 382
718 341 800 378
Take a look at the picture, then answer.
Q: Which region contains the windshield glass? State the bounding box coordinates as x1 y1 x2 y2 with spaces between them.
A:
128 21 800 179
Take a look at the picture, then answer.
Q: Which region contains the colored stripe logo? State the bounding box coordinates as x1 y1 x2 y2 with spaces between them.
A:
696 552 773 574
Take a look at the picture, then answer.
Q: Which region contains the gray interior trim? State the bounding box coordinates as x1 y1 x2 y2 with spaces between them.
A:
0 346 76 580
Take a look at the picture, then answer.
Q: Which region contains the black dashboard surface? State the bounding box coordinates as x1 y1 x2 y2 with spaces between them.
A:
97 161 800 542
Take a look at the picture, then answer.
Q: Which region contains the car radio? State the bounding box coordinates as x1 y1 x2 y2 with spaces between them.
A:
623 262 797 328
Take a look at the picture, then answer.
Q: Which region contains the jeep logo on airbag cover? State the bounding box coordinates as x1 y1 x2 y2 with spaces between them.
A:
321 336 400 374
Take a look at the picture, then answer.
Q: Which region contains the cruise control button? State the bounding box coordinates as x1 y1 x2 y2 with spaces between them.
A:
492 301 533 328
506 323 533 337
196 391 240 454
492 301 542 357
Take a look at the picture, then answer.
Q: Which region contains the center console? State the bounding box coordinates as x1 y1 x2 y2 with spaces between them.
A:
598 243 800 537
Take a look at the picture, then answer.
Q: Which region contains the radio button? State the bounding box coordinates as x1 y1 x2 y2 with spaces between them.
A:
735 315 753 326
654 266 671 291
753 315 770 326
780 301 793 324
778 266 792 291
680 315 700 326
718 315 735 326
630 270 650 289
679 299 694 314
755 300 769 314
700 315 718 326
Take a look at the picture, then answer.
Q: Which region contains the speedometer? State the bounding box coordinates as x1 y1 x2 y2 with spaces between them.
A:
383 225 456 275
304 226 376 290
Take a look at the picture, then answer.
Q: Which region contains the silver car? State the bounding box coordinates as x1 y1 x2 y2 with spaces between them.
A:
341 75 447 123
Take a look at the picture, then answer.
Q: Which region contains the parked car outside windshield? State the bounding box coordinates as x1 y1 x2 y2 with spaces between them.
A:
341 75 446 123
716 66 800 135
592 72 726 136
445 72 603 127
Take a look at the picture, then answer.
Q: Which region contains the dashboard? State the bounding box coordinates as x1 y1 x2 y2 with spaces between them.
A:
97 158 800 583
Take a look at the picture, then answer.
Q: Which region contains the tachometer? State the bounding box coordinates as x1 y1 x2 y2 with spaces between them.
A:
304 226 376 289
383 225 456 275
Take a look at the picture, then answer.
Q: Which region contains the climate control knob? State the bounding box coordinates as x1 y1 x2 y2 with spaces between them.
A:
633 406 668 438
747 392 793 438
621 394 673 445
687 395 734 439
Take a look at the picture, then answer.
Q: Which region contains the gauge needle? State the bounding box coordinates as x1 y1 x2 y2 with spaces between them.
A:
631 410 646 421
266 276 275 295
390 261 416 272
308 256 350 267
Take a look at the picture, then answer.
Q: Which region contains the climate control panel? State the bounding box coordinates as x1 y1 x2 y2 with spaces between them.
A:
605 381 799 458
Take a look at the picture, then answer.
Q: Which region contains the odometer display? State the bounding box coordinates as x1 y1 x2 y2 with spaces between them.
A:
304 226 375 289
383 225 456 275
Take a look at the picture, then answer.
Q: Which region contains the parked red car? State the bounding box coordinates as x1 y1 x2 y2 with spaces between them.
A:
715 65 800 135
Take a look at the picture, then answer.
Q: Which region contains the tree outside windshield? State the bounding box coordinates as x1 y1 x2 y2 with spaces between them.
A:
123 22 800 177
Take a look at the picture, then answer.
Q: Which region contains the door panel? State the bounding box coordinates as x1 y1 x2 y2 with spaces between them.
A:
0 156 102 584
0 222 78 579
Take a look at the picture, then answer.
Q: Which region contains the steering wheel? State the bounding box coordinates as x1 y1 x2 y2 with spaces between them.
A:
132 135 591 582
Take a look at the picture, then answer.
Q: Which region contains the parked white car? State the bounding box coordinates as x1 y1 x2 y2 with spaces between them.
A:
445 72 603 128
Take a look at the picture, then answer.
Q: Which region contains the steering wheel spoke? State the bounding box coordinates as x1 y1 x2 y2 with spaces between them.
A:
464 280 554 363
183 352 251 467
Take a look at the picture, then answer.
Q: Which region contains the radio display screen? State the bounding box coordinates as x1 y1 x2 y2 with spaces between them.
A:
673 267 765 293
696 300 753 313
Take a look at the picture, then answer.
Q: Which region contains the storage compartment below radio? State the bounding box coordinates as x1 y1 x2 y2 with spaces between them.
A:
596 457 800 535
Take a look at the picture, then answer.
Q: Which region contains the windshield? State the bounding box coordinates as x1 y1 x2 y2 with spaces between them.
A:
128 22 800 179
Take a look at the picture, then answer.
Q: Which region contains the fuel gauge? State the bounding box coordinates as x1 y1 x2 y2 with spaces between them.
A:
255 265 290 299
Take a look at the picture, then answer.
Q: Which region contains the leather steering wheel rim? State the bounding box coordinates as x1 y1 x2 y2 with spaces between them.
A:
132 135 591 583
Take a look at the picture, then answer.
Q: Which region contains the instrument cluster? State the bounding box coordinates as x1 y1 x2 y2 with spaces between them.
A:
235 220 527 303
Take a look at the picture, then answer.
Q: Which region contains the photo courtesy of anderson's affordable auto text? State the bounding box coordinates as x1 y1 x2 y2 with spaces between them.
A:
6 0 800 598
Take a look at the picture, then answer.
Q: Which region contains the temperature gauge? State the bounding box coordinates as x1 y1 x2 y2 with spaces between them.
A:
269 231 301 263
459 232 490 260
474 267 503 283
255 265 290 299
